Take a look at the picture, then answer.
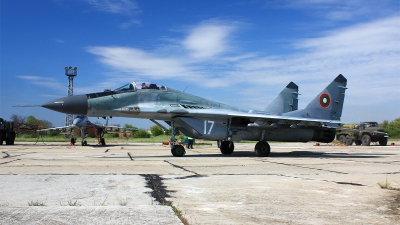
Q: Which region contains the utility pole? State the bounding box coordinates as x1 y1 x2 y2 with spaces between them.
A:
65 66 77 126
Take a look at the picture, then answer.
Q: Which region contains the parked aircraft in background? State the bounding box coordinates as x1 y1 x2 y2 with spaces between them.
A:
37 115 135 146
40 75 347 157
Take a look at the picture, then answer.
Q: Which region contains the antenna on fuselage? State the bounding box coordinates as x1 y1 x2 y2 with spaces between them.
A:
183 85 189 92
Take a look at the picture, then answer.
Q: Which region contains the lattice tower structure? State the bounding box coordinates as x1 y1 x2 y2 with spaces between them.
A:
65 67 77 126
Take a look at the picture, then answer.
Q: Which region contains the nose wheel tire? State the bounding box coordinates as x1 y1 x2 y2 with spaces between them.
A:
171 145 186 157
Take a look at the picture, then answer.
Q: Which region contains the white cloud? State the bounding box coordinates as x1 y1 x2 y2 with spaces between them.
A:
119 19 141 29
279 0 398 21
18 76 64 90
83 15 399 122
182 22 235 59
86 16 399 88
55 39 65 43
86 46 199 79
86 0 138 15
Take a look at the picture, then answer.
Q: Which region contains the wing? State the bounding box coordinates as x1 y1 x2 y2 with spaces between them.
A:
37 126 75 134
227 112 342 128
91 124 138 133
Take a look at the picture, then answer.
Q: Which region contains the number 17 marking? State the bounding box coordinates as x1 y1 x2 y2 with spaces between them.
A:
204 120 214 135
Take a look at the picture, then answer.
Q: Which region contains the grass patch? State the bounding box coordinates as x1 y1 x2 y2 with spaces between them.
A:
160 202 189 225
0 201 10 207
67 199 81 206
28 200 45 206
378 177 400 191
118 197 130 206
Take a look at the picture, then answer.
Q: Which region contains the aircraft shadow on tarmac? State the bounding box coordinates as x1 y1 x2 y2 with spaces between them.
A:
112 150 393 159
268 151 393 158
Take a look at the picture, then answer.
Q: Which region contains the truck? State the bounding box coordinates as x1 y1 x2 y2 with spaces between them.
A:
336 122 388 146
0 118 16 145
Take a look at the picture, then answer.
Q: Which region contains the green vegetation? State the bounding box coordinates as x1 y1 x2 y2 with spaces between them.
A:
378 177 400 191
20 115 53 129
0 201 10 207
10 113 400 142
378 177 400 208
133 129 151 138
67 199 81 206
28 200 45 206
380 118 400 138
124 123 137 129
150 125 164 136
159 202 189 225
118 197 130 206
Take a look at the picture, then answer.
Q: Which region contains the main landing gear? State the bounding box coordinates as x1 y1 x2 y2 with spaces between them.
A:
254 141 271 157
220 141 234 154
219 140 270 157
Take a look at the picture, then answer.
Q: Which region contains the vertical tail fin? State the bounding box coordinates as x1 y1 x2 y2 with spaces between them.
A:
264 82 299 114
303 74 347 120
283 74 347 120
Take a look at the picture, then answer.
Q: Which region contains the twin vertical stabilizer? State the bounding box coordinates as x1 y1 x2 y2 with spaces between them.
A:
284 74 347 120
264 82 299 114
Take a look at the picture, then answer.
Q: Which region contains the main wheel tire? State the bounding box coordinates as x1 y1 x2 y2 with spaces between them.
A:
338 135 346 144
10 132 15 145
171 145 186 157
220 141 234 154
361 134 371 146
82 141 87 146
100 138 106 146
345 135 353 146
5 132 11 145
379 138 388 146
70 138 76 144
255 141 271 157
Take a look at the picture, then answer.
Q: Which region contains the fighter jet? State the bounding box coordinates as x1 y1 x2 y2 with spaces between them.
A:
41 75 347 157
37 115 134 146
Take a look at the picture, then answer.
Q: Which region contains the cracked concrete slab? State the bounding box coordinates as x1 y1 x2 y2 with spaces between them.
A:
0 141 399 224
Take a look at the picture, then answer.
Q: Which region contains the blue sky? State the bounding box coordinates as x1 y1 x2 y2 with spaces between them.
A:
1 0 399 129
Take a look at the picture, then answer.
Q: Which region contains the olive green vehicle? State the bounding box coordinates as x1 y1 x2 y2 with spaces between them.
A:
0 118 16 145
336 122 388 146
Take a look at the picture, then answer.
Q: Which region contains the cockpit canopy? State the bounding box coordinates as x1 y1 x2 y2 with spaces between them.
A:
114 82 167 92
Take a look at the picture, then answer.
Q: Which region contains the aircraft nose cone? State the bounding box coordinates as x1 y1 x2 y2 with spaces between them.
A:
42 95 88 115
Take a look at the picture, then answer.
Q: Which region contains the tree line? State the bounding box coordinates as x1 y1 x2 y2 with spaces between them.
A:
380 118 400 138
8 114 400 139
11 114 53 129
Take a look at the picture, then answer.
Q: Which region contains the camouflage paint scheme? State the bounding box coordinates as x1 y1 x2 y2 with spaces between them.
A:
42 74 347 157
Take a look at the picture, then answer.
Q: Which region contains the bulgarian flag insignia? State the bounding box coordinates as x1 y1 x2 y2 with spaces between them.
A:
319 93 331 108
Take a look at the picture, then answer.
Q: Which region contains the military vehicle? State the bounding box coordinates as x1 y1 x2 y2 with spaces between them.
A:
336 122 388 146
0 118 16 145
